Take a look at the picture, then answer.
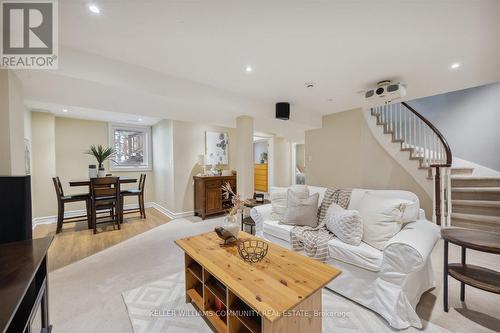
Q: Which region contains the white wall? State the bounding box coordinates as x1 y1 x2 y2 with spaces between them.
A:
296 144 305 172
31 112 56 218
171 120 237 212
306 108 432 216
408 82 500 171
0 71 26 176
30 114 155 218
273 137 292 187
152 120 175 211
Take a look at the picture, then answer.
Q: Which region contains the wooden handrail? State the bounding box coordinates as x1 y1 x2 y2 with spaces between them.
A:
401 102 452 167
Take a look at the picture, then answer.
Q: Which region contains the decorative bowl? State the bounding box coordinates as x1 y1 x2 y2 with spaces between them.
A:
237 239 269 263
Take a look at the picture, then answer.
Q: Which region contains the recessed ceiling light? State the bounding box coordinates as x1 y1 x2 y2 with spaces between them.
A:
245 65 253 73
137 118 143 122
88 4 100 14
450 62 461 70
62 109 68 113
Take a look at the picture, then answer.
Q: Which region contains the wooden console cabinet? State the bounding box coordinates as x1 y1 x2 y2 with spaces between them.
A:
194 175 237 219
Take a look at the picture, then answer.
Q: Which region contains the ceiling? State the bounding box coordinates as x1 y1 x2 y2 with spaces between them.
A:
17 0 500 139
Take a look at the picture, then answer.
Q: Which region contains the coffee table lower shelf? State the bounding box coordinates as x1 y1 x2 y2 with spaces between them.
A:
183 253 321 333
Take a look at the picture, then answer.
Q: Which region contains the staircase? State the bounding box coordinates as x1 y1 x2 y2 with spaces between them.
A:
450 167 500 232
370 102 452 226
370 103 500 232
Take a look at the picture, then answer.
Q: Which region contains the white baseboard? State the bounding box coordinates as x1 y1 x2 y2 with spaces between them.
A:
32 202 194 228
147 202 194 219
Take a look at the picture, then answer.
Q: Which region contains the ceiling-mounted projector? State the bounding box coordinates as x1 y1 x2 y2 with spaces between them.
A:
364 80 406 104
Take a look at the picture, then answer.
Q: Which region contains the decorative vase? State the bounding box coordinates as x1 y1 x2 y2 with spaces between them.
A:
222 215 239 239
98 166 106 178
89 165 97 178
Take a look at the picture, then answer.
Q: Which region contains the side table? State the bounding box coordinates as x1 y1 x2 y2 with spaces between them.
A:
441 227 500 312
240 198 271 234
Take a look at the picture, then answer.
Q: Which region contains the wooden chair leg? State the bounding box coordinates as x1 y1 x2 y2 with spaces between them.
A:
116 201 121 230
86 199 92 229
140 194 146 219
120 197 124 224
56 203 64 233
92 201 97 234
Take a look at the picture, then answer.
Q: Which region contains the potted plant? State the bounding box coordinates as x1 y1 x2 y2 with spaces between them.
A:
85 145 115 177
215 164 224 176
260 152 268 164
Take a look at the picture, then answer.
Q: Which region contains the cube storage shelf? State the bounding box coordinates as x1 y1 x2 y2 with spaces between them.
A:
185 254 262 333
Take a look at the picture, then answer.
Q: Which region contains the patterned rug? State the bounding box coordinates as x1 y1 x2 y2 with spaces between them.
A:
122 272 451 333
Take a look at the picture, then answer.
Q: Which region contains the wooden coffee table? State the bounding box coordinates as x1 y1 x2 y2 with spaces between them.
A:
441 227 500 312
175 231 341 333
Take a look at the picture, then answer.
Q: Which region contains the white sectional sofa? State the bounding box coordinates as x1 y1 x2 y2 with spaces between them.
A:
250 186 441 329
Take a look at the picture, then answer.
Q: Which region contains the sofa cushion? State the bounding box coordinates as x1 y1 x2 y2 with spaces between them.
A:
357 193 418 250
327 237 383 272
307 186 327 207
270 185 309 221
263 220 294 242
263 219 383 271
325 204 363 246
282 191 319 227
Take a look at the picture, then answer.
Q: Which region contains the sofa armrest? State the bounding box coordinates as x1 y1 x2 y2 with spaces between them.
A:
250 204 273 236
381 220 440 274
418 208 426 220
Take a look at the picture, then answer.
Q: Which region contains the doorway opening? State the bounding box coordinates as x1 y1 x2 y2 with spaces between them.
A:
293 143 305 184
253 134 272 194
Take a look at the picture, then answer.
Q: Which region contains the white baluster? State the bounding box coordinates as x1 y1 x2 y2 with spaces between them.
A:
413 113 417 150
446 167 452 227
408 108 412 148
398 103 402 141
432 133 436 165
389 104 392 132
401 104 406 148
424 127 428 166
432 168 436 223
440 168 446 225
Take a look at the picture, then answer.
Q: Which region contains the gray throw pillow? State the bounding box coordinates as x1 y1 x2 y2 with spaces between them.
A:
281 190 319 227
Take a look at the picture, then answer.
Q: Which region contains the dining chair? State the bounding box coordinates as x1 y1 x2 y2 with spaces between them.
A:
90 177 121 234
52 177 91 233
121 174 147 219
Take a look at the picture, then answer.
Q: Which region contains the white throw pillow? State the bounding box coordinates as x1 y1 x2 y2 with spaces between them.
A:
270 185 309 221
281 190 319 227
357 193 418 250
325 203 363 246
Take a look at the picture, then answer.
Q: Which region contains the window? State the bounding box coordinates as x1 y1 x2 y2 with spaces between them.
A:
109 124 152 171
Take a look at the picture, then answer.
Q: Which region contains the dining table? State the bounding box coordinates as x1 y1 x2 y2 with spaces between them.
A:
69 177 137 226
69 177 137 187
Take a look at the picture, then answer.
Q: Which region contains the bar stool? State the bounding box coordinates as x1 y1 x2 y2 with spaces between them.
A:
52 177 91 233
121 174 147 219
90 177 121 234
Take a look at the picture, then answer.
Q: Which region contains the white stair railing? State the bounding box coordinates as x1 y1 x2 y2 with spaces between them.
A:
371 102 452 227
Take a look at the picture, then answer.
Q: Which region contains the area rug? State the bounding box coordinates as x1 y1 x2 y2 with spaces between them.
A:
122 272 451 333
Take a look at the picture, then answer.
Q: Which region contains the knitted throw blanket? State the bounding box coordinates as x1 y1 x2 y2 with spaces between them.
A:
290 188 352 262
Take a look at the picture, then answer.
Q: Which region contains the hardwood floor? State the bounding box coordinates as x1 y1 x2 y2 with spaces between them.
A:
33 208 171 272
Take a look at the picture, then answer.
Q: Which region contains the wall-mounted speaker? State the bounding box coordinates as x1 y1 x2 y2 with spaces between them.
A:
275 102 290 120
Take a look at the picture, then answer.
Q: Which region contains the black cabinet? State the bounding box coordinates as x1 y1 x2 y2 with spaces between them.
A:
0 176 33 244
0 237 52 333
